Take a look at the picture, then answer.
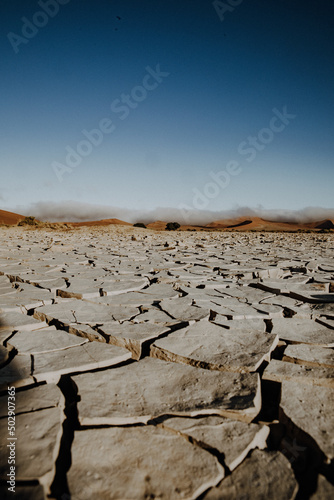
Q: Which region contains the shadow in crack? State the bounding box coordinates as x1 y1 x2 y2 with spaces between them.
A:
0 316 20 489
0 316 72 498
0 315 35 492
309 294 334 302
50 375 80 500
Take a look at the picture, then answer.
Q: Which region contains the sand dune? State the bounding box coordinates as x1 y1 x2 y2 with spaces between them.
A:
311 219 334 230
206 216 334 231
146 220 169 230
69 218 132 227
0 209 25 225
205 216 300 231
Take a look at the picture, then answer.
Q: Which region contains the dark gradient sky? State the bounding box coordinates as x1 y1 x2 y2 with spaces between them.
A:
1 0 334 220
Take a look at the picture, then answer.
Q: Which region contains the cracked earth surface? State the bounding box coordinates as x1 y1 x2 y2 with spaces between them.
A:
0 226 333 499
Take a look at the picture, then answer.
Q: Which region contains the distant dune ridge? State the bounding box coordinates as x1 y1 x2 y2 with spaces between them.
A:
0 209 25 225
69 218 132 227
315 219 334 230
1 209 333 231
205 216 334 231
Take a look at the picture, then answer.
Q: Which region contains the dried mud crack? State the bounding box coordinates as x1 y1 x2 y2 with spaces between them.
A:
0 226 333 499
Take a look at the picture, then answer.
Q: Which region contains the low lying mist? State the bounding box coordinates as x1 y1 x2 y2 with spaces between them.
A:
13 201 334 226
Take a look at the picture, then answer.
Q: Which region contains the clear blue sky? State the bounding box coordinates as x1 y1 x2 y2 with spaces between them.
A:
1 0 333 221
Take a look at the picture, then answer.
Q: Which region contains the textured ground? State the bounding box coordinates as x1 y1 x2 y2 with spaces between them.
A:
0 226 333 499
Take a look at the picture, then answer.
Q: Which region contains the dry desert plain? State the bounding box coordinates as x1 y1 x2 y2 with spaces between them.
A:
0 224 334 499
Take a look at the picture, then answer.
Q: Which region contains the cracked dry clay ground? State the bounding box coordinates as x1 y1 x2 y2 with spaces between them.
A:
0 226 333 499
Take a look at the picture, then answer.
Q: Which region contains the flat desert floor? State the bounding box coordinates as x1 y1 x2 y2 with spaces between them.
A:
0 226 333 499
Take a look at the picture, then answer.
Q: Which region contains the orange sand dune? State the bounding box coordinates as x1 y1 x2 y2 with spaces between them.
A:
0 209 25 225
206 216 273 230
206 216 317 231
206 216 254 229
146 220 168 230
308 219 334 230
70 218 132 227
